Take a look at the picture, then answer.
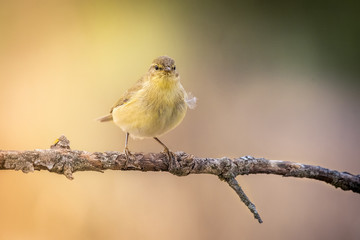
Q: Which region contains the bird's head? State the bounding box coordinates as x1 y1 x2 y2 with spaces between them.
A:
149 56 178 79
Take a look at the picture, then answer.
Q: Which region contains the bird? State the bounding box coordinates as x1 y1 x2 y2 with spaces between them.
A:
97 56 196 161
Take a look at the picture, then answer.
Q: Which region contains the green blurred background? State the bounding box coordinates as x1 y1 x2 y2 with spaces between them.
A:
0 0 359 239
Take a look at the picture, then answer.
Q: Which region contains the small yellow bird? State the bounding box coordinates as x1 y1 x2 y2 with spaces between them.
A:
98 56 196 159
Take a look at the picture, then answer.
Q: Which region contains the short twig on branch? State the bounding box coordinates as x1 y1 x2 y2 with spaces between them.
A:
1 136 359 223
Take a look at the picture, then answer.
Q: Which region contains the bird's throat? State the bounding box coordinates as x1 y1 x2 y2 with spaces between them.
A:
152 74 178 90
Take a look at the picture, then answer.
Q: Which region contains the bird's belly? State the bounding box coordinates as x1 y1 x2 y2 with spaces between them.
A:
112 99 186 138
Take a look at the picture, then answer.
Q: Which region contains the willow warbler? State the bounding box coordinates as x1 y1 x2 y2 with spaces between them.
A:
98 56 196 159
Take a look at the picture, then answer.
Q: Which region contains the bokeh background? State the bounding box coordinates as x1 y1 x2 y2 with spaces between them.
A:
0 0 359 239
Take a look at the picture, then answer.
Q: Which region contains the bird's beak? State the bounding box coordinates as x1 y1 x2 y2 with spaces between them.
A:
164 67 171 72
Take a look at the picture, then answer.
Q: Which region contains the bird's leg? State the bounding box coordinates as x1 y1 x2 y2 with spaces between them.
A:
153 137 174 161
124 132 132 166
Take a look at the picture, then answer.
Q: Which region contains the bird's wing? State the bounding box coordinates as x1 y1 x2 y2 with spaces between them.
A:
110 75 147 113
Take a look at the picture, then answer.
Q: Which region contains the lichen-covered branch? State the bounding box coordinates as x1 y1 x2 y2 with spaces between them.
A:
1 136 359 223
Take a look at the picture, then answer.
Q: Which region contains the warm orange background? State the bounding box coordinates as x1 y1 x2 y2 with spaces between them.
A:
0 1 359 239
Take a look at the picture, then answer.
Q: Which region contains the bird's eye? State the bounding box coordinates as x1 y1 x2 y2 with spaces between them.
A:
172 66 176 70
154 65 159 70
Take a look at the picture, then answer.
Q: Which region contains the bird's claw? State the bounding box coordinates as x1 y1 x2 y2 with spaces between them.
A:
163 148 184 176
124 147 132 167
162 147 174 162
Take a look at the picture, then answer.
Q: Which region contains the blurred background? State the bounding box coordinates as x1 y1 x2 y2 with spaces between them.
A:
0 0 359 239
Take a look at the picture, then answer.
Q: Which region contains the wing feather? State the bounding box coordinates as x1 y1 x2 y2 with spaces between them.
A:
110 75 147 113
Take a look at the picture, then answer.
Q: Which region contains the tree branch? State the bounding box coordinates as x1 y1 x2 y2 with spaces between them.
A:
1 136 359 223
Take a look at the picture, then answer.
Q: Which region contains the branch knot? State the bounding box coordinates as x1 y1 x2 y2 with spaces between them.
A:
51 135 71 150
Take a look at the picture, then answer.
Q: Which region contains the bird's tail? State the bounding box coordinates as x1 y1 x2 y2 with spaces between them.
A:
96 114 113 122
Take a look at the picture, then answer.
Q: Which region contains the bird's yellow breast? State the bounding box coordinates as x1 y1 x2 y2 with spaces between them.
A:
112 74 187 138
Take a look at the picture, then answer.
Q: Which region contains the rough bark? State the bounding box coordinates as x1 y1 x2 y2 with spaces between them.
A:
1 136 359 223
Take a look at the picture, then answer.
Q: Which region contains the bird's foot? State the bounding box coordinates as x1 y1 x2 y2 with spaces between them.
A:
162 147 174 162
163 147 183 176
124 147 132 167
